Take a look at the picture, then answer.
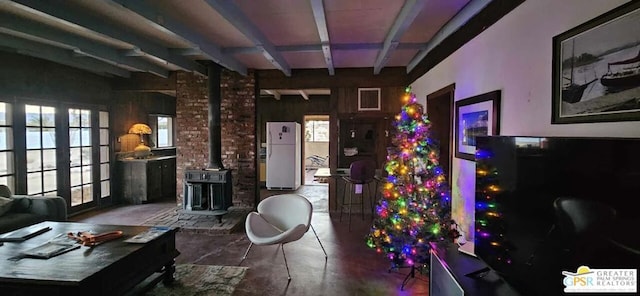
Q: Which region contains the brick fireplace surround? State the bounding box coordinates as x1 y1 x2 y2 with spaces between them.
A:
175 70 256 209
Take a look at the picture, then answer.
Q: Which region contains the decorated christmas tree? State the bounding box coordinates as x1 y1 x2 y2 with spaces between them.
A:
366 87 459 271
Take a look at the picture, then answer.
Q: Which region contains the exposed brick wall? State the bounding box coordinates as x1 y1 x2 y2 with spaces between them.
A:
221 69 256 208
175 70 256 208
176 72 208 206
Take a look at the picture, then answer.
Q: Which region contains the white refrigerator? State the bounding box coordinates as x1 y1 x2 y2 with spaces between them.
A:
266 122 301 190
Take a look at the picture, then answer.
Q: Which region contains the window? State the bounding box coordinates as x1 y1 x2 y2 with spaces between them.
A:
0 103 14 191
99 111 110 198
69 108 92 206
305 120 329 142
25 104 57 196
150 115 174 148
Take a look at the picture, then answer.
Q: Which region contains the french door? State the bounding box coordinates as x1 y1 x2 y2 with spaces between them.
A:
0 99 111 214
66 107 111 211
21 102 111 214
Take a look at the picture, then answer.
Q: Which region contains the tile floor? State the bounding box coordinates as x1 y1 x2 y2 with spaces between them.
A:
71 185 430 296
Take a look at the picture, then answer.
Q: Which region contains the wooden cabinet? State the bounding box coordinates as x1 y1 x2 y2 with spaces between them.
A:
161 158 177 199
117 156 176 204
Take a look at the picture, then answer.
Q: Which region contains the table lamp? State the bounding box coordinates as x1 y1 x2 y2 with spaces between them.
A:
128 123 152 158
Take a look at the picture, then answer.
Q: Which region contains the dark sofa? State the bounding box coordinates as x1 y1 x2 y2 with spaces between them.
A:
0 185 67 234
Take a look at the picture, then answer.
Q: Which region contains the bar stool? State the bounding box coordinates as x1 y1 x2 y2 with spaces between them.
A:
372 169 386 215
340 159 376 230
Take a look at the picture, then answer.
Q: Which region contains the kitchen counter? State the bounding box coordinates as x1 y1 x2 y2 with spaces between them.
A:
117 155 177 162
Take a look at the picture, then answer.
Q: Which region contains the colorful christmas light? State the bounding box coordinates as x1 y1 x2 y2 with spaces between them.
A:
474 147 510 266
366 87 459 269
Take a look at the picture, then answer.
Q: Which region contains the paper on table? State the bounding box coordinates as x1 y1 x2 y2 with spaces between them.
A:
124 227 171 244
0 226 52 242
20 240 80 259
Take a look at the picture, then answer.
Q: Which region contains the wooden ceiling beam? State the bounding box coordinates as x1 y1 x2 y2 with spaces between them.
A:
263 89 281 100
204 0 291 76
9 0 206 75
299 90 310 100
0 33 130 77
111 0 246 75
309 0 334 76
373 0 426 75
0 14 168 77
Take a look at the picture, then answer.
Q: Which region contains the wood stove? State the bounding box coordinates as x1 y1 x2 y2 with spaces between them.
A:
183 169 232 222
181 63 232 223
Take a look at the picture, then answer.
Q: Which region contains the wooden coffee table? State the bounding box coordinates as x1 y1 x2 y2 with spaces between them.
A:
0 221 179 295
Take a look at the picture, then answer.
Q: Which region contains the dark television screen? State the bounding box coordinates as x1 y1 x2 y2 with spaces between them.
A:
474 136 640 295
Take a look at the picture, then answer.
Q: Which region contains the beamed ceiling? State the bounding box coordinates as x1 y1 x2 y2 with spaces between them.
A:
0 0 521 82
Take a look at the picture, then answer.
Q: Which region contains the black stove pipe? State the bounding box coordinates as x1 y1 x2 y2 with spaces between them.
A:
207 63 224 170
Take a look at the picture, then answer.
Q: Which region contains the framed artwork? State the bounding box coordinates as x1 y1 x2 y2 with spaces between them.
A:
358 88 381 111
455 90 501 161
552 1 640 124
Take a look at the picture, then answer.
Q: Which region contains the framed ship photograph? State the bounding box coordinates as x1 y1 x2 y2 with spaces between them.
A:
552 1 640 124
454 90 501 161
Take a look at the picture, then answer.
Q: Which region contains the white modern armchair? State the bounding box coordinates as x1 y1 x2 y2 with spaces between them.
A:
241 194 327 280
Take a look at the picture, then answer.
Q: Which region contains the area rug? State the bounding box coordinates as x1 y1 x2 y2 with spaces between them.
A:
145 264 248 296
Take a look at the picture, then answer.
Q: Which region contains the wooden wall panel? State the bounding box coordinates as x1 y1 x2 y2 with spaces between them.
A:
382 86 404 113
0 51 111 104
258 95 331 143
336 88 355 114
112 92 175 148
112 72 177 96
335 86 404 116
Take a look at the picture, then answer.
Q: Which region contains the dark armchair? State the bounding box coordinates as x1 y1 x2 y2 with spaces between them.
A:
553 197 639 268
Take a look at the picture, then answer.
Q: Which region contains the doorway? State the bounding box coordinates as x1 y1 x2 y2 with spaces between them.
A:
426 84 454 185
303 115 329 186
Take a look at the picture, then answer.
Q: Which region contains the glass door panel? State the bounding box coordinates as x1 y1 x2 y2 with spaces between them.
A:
25 105 57 196
68 108 93 206
99 111 110 199
0 103 13 189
